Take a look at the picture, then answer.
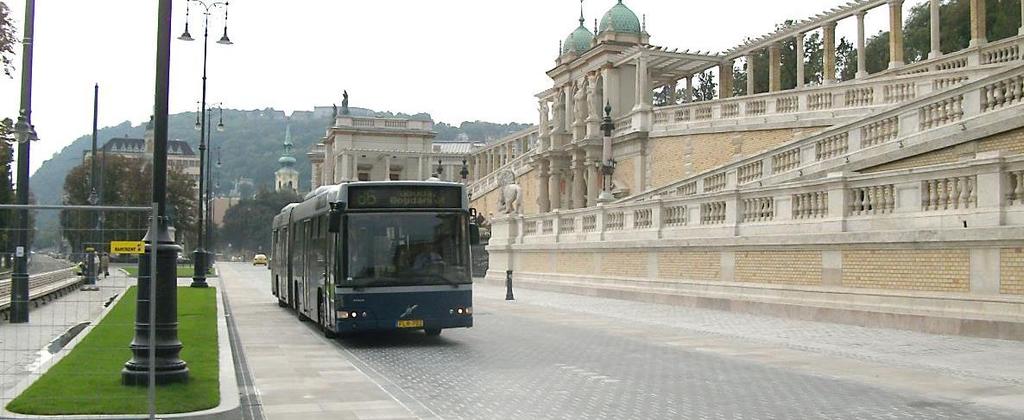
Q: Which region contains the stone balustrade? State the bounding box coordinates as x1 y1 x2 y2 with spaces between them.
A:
888 34 1023 76
491 153 1024 246
630 64 1024 203
335 116 432 131
649 66 999 136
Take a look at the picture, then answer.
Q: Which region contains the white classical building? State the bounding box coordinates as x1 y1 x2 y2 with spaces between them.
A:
307 100 482 189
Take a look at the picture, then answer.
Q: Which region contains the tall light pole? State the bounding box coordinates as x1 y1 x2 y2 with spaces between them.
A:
179 0 232 288
121 0 189 385
84 83 100 290
205 105 224 256
10 0 39 324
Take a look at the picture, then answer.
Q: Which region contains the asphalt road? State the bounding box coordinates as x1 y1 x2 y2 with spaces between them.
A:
226 263 1024 420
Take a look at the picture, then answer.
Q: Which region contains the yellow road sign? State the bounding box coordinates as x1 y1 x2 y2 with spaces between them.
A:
110 241 146 255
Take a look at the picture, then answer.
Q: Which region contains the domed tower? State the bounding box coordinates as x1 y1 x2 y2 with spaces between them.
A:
275 124 300 193
561 6 594 58
596 0 649 45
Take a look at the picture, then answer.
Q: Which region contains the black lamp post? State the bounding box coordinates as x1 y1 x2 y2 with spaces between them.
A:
121 0 189 385
204 104 224 258
179 0 232 288
460 159 469 183
10 0 38 324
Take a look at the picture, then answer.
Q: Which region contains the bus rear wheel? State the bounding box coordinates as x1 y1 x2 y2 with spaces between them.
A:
424 328 441 336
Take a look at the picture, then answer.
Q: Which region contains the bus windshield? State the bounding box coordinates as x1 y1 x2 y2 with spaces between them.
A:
344 212 471 287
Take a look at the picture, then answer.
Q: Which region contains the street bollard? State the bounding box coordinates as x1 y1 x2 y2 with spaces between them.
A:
505 270 514 301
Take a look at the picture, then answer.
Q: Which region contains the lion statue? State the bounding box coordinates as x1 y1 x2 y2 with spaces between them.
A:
497 169 522 215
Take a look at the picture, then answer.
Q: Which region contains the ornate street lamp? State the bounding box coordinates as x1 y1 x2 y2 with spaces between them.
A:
10 0 39 324
179 0 232 288
122 0 190 386
598 102 616 203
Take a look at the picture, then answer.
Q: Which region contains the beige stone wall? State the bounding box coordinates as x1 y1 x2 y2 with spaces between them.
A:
1002 248 1024 295
657 251 720 281
600 251 647 278
555 252 596 275
736 250 823 286
842 249 970 292
613 156 638 195
518 170 541 215
648 127 825 189
520 252 551 273
471 187 502 219
863 126 1024 173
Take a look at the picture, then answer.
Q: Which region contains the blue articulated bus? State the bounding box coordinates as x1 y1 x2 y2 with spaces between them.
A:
271 181 480 337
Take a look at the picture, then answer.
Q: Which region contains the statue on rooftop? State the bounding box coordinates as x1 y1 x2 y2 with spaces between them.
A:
341 90 350 115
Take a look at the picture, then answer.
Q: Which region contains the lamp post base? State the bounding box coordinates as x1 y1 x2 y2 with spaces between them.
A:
190 248 208 288
597 191 616 203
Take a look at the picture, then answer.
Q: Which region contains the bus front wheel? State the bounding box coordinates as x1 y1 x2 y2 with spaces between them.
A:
424 328 441 336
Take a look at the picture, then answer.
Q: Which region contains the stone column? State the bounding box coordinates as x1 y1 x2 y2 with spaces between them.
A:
856 12 868 78
823 21 837 84
718 61 734 98
340 153 351 182
383 155 392 181
929 0 942 59
571 155 586 209
537 159 551 213
585 156 599 207
970 0 987 47
667 81 678 103
334 153 344 184
684 75 694 102
564 85 575 134
795 33 806 88
746 54 757 95
1020 0 1024 35
538 99 551 151
549 164 564 211
351 153 359 181
632 54 651 112
418 155 425 180
768 43 782 92
889 0 905 69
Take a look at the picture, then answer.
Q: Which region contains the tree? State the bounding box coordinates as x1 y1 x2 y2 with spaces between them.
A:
0 1 15 78
0 118 13 266
218 188 300 256
60 155 197 254
693 71 718 102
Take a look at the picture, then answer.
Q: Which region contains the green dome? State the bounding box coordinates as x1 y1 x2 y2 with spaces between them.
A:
562 18 594 55
599 0 641 34
278 155 296 166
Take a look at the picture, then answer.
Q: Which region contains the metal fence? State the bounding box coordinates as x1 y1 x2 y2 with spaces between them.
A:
0 203 165 418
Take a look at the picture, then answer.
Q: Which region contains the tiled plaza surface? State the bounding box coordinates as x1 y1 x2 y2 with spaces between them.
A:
223 263 1024 419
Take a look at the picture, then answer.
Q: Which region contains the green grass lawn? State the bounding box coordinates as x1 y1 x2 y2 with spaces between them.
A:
6 287 220 415
121 266 217 278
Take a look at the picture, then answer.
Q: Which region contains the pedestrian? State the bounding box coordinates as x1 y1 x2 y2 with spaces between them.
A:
100 252 110 277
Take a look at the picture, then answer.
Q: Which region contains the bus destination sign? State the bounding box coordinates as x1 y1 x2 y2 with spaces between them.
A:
348 186 462 209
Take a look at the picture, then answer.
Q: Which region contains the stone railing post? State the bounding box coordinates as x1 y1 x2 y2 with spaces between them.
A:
775 190 793 221
974 151 1007 227
516 215 526 244
652 198 665 238
826 172 850 232
897 109 920 139
724 190 742 236
596 203 607 241
962 87 984 118
847 126 863 154
552 209 561 243
893 179 921 214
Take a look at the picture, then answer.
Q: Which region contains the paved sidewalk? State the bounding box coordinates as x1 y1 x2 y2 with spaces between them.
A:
475 282 1024 412
0 270 131 403
219 263 417 420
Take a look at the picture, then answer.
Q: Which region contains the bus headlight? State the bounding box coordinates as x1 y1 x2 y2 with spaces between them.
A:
337 311 349 319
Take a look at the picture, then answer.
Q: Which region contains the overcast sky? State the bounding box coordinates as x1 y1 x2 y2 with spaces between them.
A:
1 0 901 174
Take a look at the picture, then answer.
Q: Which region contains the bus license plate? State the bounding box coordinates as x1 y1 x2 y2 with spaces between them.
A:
397 320 423 328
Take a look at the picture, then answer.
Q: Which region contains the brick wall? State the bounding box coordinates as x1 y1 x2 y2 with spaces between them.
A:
600 251 647 278
648 127 825 189
520 252 551 273
736 250 822 286
519 170 540 215
863 126 1024 173
1002 248 1024 295
842 249 969 292
657 251 720 281
613 157 637 195
555 252 597 275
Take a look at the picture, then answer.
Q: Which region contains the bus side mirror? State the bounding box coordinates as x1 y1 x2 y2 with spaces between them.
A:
328 203 342 233
469 223 481 246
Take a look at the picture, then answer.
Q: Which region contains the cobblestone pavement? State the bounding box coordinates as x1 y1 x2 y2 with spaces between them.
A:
328 284 1024 420
227 262 1024 419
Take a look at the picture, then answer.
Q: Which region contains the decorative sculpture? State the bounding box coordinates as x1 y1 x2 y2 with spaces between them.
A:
497 169 523 215
573 82 588 124
341 90 350 115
